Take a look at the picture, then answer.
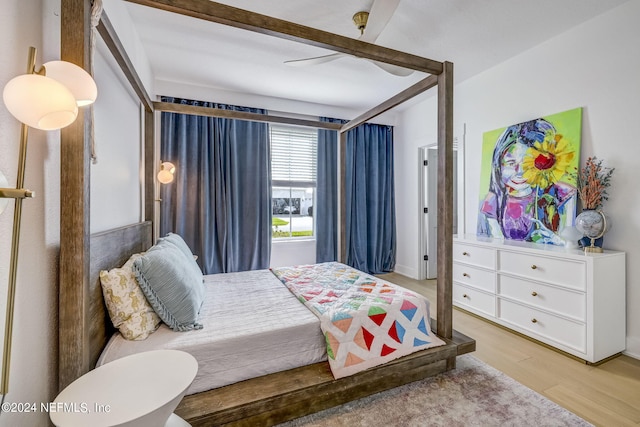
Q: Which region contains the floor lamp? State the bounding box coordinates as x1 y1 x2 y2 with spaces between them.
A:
0 47 97 396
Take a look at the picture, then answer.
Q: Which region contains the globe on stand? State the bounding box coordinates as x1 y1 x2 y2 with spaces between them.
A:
575 210 609 253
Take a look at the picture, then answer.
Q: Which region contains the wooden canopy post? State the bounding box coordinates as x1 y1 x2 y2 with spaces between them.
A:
436 61 454 339
144 110 155 225
59 0 93 391
338 131 347 263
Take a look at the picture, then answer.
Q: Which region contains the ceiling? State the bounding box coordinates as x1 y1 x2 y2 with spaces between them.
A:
119 0 628 113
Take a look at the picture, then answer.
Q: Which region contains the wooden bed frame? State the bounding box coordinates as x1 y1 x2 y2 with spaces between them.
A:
88 223 474 426
59 1 475 425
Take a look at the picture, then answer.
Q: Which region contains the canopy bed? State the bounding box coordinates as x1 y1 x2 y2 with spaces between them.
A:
58 0 474 425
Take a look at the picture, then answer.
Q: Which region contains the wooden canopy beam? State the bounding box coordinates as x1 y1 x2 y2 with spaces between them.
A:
153 101 343 130
97 11 153 112
124 0 443 75
341 75 438 133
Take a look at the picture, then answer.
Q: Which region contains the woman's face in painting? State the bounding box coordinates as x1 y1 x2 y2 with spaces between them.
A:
500 142 531 196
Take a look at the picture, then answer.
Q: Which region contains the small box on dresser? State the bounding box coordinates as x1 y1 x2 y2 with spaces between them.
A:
453 235 626 363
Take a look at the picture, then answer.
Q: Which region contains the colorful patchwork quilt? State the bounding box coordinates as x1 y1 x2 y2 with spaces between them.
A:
270 262 446 379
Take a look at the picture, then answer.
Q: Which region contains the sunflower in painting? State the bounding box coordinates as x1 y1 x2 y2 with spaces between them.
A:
522 133 574 189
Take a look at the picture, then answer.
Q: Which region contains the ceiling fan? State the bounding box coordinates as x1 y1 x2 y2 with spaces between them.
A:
284 0 413 77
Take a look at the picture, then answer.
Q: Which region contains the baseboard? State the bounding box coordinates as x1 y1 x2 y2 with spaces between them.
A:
393 263 417 279
623 337 640 360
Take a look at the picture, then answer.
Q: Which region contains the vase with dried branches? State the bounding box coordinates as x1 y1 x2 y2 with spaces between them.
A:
575 157 614 251
577 156 614 210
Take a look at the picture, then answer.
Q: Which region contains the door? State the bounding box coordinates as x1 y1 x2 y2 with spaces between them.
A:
420 146 459 279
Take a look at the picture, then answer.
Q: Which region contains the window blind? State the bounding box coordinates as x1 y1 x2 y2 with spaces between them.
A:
270 125 317 185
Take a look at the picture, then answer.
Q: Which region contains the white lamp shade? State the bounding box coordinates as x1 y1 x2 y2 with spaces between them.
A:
43 60 98 106
157 169 174 184
161 162 176 174
157 162 176 184
3 74 78 130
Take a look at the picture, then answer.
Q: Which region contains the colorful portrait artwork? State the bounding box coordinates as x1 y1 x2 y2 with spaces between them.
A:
477 108 582 245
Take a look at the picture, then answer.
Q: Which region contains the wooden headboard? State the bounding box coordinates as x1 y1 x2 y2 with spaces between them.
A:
86 222 153 369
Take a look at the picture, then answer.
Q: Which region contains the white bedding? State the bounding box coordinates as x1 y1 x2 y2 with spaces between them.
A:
97 269 327 395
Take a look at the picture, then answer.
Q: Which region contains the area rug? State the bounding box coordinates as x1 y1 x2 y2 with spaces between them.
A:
279 355 592 427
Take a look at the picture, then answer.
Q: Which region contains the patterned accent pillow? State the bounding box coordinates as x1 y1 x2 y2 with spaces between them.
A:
100 253 161 340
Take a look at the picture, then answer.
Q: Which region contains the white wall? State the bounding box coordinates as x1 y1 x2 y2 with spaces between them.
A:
395 0 640 358
91 37 143 233
270 239 317 268
0 0 60 425
102 0 155 98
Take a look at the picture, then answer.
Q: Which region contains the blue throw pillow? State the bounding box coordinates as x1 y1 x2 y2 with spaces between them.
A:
161 232 195 260
159 233 203 278
133 243 205 332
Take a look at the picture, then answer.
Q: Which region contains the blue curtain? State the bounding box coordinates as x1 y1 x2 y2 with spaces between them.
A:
159 97 271 274
345 123 396 274
316 117 346 263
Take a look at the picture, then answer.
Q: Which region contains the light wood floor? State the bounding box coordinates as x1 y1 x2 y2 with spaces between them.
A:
379 272 640 427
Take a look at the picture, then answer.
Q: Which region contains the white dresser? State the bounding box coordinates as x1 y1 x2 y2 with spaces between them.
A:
453 235 626 363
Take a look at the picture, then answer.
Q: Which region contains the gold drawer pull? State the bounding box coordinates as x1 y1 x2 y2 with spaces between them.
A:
531 265 538 270
531 318 538 323
531 291 538 297
463 273 470 277
462 294 469 299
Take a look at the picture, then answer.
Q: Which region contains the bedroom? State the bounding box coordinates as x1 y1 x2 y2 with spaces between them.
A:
0 0 639 425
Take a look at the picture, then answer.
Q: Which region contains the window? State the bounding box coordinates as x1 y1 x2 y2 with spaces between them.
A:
270 124 317 239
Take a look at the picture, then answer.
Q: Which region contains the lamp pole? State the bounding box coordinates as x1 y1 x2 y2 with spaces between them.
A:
1 44 96 396
0 47 38 395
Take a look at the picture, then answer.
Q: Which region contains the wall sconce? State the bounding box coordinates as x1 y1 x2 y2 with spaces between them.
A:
157 161 176 184
0 47 97 396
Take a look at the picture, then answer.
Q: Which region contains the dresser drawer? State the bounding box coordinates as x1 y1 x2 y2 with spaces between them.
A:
498 251 586 291
498 298 586 353
453 263 495 292
498 275 585 321
453 243 496 269
453 284 495 317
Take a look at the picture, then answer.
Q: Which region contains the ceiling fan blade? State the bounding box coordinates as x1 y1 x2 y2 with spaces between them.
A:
285 0 403 72
284 52 344 67
360 0 401 43
370 60 414 76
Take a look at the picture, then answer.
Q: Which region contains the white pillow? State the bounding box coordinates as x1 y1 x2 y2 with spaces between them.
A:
100 253 161 340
